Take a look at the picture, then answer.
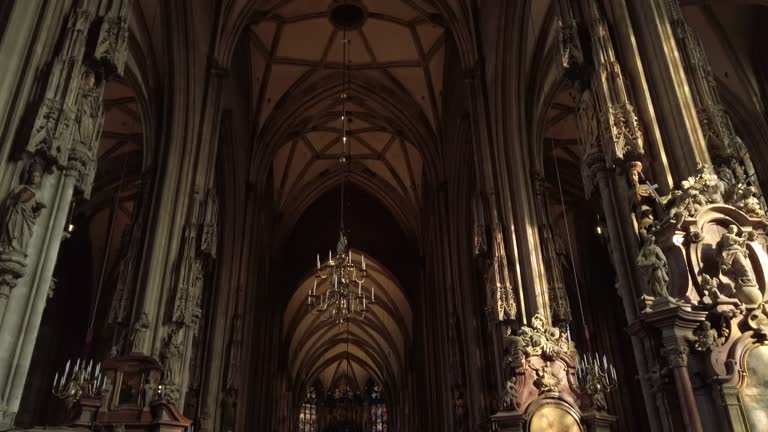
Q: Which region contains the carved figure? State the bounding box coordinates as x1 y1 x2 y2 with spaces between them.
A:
130 312 150 353
160 326 184 385
559 18 583 69
141 377 155 409
73 67 101 151
533 364 561 394
693 321 721 351
717 225 762 305
699 274 722 304
0 161 46 256
636 236 670 298
733 185 763 218
220 386 237 432
628 161 662 241
453 388 466 426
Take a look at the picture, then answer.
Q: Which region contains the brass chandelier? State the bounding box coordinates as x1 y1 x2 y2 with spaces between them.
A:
306 25 375 325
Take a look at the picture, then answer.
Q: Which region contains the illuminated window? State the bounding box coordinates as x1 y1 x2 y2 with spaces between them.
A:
370 383 388 432
299 386 317 432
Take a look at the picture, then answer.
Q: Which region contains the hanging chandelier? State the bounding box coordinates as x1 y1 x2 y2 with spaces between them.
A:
306 24 375 325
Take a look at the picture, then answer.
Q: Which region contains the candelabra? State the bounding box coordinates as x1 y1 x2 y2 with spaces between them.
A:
52 358 107 402
575 352 617 410
307 231 375 325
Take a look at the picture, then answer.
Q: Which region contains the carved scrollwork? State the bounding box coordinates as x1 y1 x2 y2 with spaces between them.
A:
746 303 768 339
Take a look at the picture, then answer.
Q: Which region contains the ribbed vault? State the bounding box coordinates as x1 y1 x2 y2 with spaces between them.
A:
240 0 453 239
283 254 412 400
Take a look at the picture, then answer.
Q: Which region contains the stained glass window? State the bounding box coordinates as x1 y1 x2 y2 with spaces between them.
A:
299 386 317 431
370 383 388 432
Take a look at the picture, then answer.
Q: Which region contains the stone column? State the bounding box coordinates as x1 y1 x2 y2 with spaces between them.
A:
565 1 665 427
663 343 702 432
623 0 710 181
586 160 664 431
0 1 131 427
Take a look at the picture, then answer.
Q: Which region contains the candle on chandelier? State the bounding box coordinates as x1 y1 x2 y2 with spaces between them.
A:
329 250 332 262
53 372 59 391
317 254 320 269
313 279 317 295
361 254 366 269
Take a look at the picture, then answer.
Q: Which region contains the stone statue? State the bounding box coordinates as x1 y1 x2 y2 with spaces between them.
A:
449 387 466 431
717 225 762 305
733 185 763 218
74 67 101 151
628 161 661 242
636 235 670 298
160 326 184 386
0 161 46 256
699 274 722 304
130 312 150 353
693 321 720 351
140 377 155 409
100 375 113 410
220 386 237 432
576 88 598 152
533 364 561 394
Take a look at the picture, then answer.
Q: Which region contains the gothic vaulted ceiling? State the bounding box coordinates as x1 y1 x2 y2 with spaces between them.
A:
283 254 412 395
244 0 451 233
